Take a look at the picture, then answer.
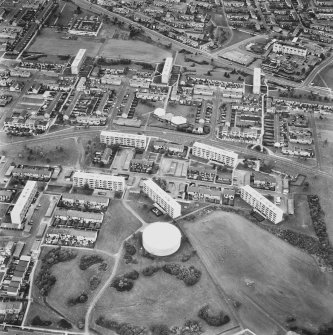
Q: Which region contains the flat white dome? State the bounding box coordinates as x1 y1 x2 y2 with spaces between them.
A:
154 108 166 117
142 222 182 256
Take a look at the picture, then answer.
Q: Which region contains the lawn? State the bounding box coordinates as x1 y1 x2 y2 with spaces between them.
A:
4 138 79 167
91 238 238 335
98 39 172 62
28 28 103 57
27 247 115 330
96 200 142 254
181 211 333 335
313 64 333 89
225 30 254 47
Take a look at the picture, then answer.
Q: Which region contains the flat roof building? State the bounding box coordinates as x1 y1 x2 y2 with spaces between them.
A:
143 179 181 219
73 171 125 191
192 142 238 167
100 131 147 149
253 68 261 94
161 57 173 84
10 180 37 227
71 49 86 75
240 185 284 224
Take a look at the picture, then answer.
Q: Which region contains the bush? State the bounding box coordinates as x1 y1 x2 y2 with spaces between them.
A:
150 324 170 335
31 316 52 327
124 270 139 280
163 263 201 286
124 241 136 256
67 292 88 306
111 277 134 292
79 254 104 270
58 319 72 329
89 276 101 290
96 316 148 335
142 266 160 276
198 305 230 327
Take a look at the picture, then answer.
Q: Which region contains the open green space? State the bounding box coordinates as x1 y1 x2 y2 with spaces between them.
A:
181 211 333 335
27 247 115 330
98 39 171 62
225 30 254 47
3 138 79 167
312 65 333 89
92 237 237 334
96 200 142 254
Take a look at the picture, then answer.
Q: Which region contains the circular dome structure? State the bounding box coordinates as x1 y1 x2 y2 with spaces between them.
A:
142 222 182 256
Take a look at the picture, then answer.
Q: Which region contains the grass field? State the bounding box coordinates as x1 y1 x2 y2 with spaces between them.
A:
96 200 142 254
226 30 254 47
312 65 333 89
92 239 238 334
29 28 103 57
4 138 79 167
181 211 333 335
27 247 115 330
98 39 171 62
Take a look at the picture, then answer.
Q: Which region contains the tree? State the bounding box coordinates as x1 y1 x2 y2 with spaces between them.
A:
76 6 82 14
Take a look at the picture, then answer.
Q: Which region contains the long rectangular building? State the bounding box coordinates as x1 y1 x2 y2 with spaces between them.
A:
100 131 147 149
73 171 125 191
143 179 181 219
192 142 238 167
10 180 37 227
71 49 86 75
240 185 283 224
161 57 173 84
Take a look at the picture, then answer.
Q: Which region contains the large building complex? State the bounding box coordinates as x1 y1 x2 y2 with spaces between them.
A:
272 42 307 57
100 131 147 149
192 142 238 167
161 57 173 84
142 179 181 218
71 49 86 75
253 68 261 94
240 185 284 224
73 171 125 191
10 181 37 227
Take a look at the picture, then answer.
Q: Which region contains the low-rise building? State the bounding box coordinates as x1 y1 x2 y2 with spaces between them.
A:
130 159 154 173
100 130 147 149
54 209 104 224
187 186 221 203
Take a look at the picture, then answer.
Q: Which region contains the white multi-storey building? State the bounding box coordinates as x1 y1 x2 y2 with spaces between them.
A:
240 185 284 224
73 171 125 191
100 131 147 149
192 142 238 167
272 42 307 57
253 68 261 94
161 57 173 84
71 49 86 75
142 179 181 218
10 180 37 227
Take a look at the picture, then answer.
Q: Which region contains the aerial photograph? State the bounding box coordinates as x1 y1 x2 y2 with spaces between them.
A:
0 0 332 335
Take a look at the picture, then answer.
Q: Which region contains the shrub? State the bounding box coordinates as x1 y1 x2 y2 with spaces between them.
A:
150 324 170 335
31 316 52 327
67 292 88 306
96 316 148 335
198 305 230 327
124 270 139 280
162 263 181 276
111 277 134 292
124 242 136 256
163 263 201 286
89 276 101 290
79 254 104 270
58 319 72 329
142 266 160 276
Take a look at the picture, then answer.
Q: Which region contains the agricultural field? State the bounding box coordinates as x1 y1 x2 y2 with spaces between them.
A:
27 247 115 330
96 200 142 254
4 138 80 167
91 237 238 335
98 39 172 62
181 210 333 335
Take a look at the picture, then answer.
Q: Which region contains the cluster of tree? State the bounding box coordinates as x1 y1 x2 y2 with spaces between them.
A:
162 263 201 286
308 195 333 266
124 241 137 263
150 324 170 335
152 177 167 191
67 292 88 306
96 316 148 335
184 57 209 65
35 247 77 296
198 305 230 327
58 319 72 330
79 254 104 270
97 57 132 66
89 275 101 291
31 316 52 327
287 317 333 335
142 265 161 277
135 62 155 70
111 270 140 292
